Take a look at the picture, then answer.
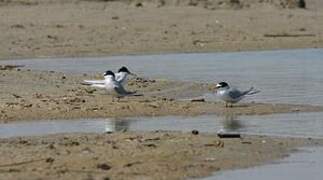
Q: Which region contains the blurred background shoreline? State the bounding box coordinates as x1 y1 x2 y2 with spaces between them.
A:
0 0 322 60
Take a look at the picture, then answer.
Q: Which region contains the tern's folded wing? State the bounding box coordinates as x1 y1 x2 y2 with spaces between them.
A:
228 89 243 99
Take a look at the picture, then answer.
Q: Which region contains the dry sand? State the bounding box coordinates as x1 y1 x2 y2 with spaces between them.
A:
0 0 322 60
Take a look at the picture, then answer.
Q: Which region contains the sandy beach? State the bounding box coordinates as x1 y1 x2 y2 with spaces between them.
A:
1 0 323 179
1 132 322 180
0 0 322 60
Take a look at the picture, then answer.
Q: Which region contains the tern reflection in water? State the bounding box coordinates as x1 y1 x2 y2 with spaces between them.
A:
221 114 245 132
102 114 246 134
104 120 130 133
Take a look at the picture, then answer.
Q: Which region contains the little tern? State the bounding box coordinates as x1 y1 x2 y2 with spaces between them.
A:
115 66 135 85
215 82 260 107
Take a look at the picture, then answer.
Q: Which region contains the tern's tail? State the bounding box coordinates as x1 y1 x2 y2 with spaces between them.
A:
81 82 92 85
244 87 260 96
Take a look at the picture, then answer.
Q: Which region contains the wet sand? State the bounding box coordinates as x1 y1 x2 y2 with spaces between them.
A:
0 131 322 180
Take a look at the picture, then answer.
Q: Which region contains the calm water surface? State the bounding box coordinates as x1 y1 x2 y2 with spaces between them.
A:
1 112 323 139
203 147 323 180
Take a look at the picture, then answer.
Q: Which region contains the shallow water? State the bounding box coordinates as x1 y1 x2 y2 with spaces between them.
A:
1 48 323 105
203 147 323 180
1 112 323 139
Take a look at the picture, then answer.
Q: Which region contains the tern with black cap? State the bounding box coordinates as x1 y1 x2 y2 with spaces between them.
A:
215 81 260 107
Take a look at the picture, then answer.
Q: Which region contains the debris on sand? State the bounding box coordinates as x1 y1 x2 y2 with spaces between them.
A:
217 133 241 138
264 33 315 38
192 130 199 135
0 65 25 70
96 163 112 171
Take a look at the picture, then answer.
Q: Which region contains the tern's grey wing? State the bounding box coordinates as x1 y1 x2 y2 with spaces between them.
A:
228 89 243 99
114 85 133 96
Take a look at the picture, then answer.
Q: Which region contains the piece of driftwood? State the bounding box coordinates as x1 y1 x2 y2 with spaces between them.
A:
217 133 241 138
190 98 205 102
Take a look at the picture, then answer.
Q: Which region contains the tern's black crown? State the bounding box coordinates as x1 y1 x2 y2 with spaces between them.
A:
118 66 131 73
217 82 229 88
104 70 115 77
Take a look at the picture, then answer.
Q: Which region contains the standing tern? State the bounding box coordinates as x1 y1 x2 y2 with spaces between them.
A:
83 66 135 86
215 82 260 107
115 66 135 85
